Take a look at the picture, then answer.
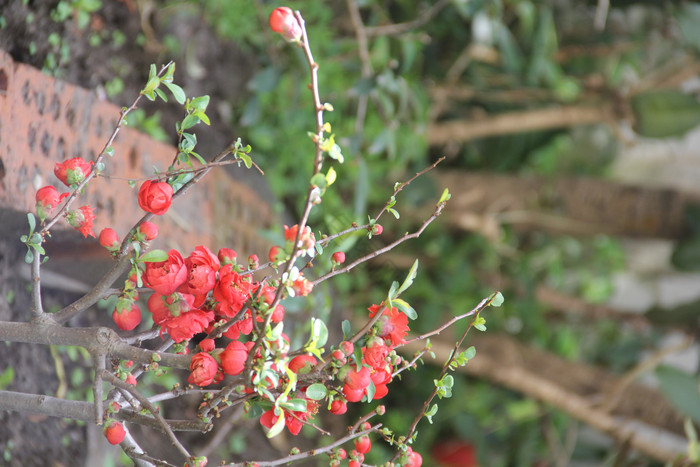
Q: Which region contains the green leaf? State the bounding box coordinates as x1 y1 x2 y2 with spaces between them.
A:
312 318 328 348
656 365 700 425
387 207 400 219
387 281 399 301
140 249 169 263
27 212 36 233
164 82 186 105
397 259 419 296
424 403 438 424
189 95 210 112
25 248 34 264
393 298 417 320
438 188 451 204
463 346 476 360
155 87 167 102
489 291 504 307
310 173 327 189
282 398 308 412
238 153 252 169
0 367 14 389
181 114 201 131
365 379 376 403
265 409 286 438
341 320 351 338
305 383 327 401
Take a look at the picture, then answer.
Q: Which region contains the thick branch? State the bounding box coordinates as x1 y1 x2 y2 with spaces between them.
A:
427 104 614 144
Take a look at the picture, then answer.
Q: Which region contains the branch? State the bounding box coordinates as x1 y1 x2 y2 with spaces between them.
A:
364 0 450 37
102 370 193 462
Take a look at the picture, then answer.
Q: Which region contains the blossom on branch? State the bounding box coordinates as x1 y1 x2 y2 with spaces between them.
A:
54 157 93 187
66 205 96 238
138 180 174 215
35 186 68 220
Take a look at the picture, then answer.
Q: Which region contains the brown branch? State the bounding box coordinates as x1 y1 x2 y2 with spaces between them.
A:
364 0 451 37
428 104 615 144
102 370 192 462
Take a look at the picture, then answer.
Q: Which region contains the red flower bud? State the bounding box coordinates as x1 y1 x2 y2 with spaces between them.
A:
329 399 347 415
220 340 248 376
112 302 142 331
99 228 120 251
125 374 137 385
188 352 222 387
217 247 237 266
371 224 383 235
339 341 354 356
54 157 93 187
138 180 173 216
331 251 346 265
268 245 286 264
138 221 159 241
199 338 215 352
269 7 302 42
354 435 371 454
35 186 68 220
288 355 317 374
104 420 126 445
248 254 259 269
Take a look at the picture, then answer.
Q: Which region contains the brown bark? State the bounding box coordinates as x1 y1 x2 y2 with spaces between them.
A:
400 333 689 463
427 104 615 144
429 170 700 239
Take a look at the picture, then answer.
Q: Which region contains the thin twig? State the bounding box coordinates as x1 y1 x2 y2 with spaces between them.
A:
102 370 192 462
29 252 45 319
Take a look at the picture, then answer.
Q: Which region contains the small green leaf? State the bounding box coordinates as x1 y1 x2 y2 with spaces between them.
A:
282 398 308 412
181 114 200 131
365 379 376 402
438 188 451 204
397 259 419 296
0 367 14 390
387 281 399 300
25 248 34 264
27 212 36 232
155 87 167 102
305 383 327 401
238 153 252 169
312 318 328 348
265 409 286 438
164 82 186 105
341 320 351 338
387 207 400 219
310 173 327 189
104 146 114 157
489 291 504 307
393 298 417 320
140 249 169 263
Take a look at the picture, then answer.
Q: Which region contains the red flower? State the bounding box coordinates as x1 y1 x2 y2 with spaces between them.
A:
260 395 318 436
161 308 214 343
221 310 253 340
104 420 126 445
354 435 371 455
125 374 137 385
369 304 409 346
289 355 317 374
112 302 142 331
138 221 159 241
363 338 390 370
138 180 173 216
292 276 313 297
370 367 392 400
35 186 68 220
269 7 302 42
143 249 188 295
213 264 254 317
147 292 195 325
343 366 371 402
188 352 222 386
331 251 346 265
284 224 316 257
329 399 347 415
220 340 248 376
179 245 220 296
54 157 93 187
99 228 120 251
66 205 96 238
